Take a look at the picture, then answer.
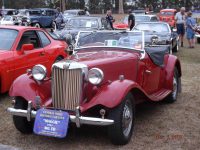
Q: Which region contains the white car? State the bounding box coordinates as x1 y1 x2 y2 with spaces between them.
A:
0 15 19 25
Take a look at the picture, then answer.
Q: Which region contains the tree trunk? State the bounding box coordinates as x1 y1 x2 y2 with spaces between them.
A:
62 0 66 12
118 0 124 14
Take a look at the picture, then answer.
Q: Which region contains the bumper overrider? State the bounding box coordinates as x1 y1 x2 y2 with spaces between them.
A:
7 101 114 127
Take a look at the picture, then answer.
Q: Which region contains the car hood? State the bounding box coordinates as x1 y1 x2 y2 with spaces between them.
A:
0 50 13 62
69 47 139 68
60 48 140 82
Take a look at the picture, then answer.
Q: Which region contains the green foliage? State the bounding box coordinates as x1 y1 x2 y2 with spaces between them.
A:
0 0 46 9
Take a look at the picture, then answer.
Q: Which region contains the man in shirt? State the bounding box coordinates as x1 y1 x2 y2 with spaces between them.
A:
106 10 115 30
128 9 135 30
55 7 63 30
175 7 186 47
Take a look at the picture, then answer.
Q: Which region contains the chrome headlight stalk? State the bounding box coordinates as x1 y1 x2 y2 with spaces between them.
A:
88 68 104 85
32 64 47 81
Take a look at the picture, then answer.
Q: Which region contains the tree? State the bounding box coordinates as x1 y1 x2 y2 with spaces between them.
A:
88 0 101 13
118 0 124 14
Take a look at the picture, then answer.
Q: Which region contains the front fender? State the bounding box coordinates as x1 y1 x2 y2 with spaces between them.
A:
9 74 52 107
81 80 143 112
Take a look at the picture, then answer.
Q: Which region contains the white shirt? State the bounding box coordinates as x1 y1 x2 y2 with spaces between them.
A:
175 12 186 24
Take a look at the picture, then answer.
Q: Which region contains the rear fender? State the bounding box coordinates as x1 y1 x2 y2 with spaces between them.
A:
81 80 144 112
164 55 181 90
9 74 52 107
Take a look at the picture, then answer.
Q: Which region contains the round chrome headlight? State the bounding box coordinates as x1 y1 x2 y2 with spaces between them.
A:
32 65 47 81
88 68 104 85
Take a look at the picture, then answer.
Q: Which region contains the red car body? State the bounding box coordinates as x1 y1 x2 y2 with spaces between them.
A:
159 9 177 27
9 48 181 108
0 26 67 93
7 31 182 145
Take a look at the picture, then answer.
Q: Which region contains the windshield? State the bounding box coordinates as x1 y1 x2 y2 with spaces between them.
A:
27 10 41 16
134 23 170 33
48 31 60 40
66 19 99 29
160 11 174 16
135 15 150 22
17 10 26 16
76 31 144 51
0 29 18 50
64 11 77 16
2 16 12 21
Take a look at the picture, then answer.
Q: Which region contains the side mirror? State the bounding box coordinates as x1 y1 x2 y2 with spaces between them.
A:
21 44 34 53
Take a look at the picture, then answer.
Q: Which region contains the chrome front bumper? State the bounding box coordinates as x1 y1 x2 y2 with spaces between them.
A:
7 101 114 127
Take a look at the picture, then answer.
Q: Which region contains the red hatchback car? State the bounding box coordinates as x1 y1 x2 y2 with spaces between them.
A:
8 31 181 145
159 9 177 27
0 26 68 93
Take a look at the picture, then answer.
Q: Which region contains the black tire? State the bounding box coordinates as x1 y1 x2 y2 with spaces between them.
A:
172 42 178 53
34 23 40 28
52 22 57 31
13 97 33 134
108 93 135 145
197 38 200 44
165 67 179 103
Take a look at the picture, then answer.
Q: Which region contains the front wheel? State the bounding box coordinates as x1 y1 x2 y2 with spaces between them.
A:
172 41 179 53
13 97 33 134
108 93 135 145
197 37 200 44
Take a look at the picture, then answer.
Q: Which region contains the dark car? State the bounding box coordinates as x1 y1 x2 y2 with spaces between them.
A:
19 8 57 28
63 9 89 23
55 16 112 43
132 22 179 53
114 14 158 30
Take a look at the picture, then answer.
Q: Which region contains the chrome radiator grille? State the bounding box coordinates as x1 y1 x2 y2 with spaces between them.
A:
52 67 82 111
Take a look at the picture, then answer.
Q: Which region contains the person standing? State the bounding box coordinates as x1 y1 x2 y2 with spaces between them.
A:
84 7 90 16
55 7 63 30
186 11 196 48
175 7 186 47
106 10 115 30
128 9 135 30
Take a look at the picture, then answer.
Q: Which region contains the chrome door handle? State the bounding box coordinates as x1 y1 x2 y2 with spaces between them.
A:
145 70 152 74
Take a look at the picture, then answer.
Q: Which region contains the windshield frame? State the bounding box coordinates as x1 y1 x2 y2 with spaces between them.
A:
75 30 145 52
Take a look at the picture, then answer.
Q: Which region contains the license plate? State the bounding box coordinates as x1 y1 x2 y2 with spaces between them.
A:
33 109 69 138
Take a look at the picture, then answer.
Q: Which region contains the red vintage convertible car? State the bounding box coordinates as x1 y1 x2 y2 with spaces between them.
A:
159 9 177 27
7 31 181 145
0 26 68 93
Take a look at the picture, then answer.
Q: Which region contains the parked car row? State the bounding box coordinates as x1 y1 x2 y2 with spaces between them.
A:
0 8 89 30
